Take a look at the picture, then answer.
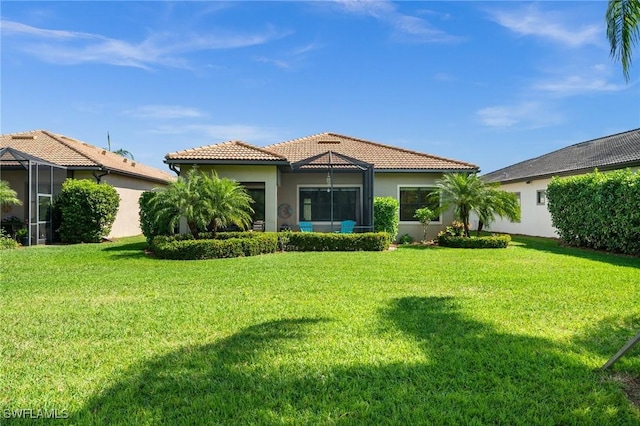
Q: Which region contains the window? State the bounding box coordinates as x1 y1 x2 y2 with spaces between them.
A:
245 188 265 221
513 192 521 223
399 187 440 222
299 187 359 221
536 190 546 205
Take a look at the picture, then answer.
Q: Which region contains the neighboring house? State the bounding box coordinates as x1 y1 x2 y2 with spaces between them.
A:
481 128 640 238
164 132 478 241
0 130 175 244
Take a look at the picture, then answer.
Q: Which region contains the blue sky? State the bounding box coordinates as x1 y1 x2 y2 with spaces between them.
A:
1 1 638 174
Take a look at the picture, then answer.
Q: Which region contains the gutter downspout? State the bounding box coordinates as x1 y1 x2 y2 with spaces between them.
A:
93 170 110 183
168 163 180 176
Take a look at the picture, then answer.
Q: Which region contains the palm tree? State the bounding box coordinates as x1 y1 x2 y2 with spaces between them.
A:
475 186 521 236
606 0 640 81
0 180 22 212
434 173 520 238
151 168 253 238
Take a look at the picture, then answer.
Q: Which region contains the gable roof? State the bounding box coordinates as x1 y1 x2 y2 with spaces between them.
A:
0 130 174 183
482 128 640 184
165 140 288 164
265 132 478 171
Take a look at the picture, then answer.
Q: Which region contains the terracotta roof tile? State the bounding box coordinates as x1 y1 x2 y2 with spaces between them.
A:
0 130 174 183
265 132 478 171
165 140 288 162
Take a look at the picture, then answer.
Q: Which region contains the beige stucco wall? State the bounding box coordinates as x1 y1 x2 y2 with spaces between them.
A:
277 171 363 232
180 164 279 232
73 171 168 239
374 172 453 242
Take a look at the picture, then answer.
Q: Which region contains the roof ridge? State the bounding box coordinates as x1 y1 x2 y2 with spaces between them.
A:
40 130 101 167
484 128 640 178
266 131 478 168
232 140 288 159
166 140 287 160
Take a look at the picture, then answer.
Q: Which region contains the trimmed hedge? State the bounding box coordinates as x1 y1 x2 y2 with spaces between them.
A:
56 179 120 243
151 233 278 260
283 232 390 252
547 169 640 255
438 234 511 248
374 197 399 241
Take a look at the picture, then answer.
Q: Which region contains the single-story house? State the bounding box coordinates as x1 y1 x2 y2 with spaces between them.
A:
481 128 640 238
0 130 175 244
164 132 478 241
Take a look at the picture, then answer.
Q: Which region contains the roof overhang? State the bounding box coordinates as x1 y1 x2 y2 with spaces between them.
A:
484 161 640 185
164 159 290 166
0 147 67 169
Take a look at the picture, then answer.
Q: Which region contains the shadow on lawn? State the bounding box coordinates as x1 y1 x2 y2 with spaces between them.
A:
70 300 638 424
101 241 148 260
572 313 640 370
510 235 640 269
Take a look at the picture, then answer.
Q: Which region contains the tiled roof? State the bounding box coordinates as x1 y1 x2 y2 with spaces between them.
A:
482 128 640 183
0 130 174 183
266 132 478 171
165 140 287 162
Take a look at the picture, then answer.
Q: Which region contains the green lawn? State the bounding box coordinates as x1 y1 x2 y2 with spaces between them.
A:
1 235 639 424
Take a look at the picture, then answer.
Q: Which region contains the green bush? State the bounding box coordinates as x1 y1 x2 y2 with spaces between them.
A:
437 234 511 248
373 197 399 241
151 233 278 260
398 233 414 245
0 229 18 250
139 191 176 245
56 179 120 243
284 232 390 252
547 169 640 255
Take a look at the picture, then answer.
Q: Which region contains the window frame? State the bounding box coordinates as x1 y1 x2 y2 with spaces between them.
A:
296 184 362 223
397 185 441 223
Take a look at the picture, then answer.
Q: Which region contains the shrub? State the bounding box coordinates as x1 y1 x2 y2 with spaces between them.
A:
56 179 120 243
284 232 390 252
399 233 414 245
437 233 511 248
0 229 18 250
373 197 399 241
139 191 176 245
547 169 640 255
150 233 278 260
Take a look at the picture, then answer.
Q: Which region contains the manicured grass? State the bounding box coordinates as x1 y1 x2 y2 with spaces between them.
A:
1 235 639 424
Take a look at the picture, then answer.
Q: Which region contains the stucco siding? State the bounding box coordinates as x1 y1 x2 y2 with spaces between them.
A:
180 164 279 232
374 172 453 241
73 171 167 238
485 178 557 238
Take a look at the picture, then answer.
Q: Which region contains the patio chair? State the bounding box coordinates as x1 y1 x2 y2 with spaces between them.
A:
299 221 313 232
339 220 356 233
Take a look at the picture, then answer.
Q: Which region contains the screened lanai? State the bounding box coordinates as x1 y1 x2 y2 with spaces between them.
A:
0 147 67 245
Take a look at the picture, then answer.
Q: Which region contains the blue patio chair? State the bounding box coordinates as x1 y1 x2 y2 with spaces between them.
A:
339 220 356 234
299 221 313 232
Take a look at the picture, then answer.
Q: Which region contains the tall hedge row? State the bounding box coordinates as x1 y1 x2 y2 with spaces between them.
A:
547 169 640 255
56 179 120 243
373 197 399 241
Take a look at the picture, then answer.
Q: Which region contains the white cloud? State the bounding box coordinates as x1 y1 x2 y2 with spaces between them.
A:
476 102 563 129
534 76 625 95
488 5 601 47
149 124 285 145
0 19 288 69
125 105 206 119
332 0 460 43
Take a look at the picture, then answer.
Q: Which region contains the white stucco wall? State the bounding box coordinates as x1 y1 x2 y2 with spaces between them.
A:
484 178 557 238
